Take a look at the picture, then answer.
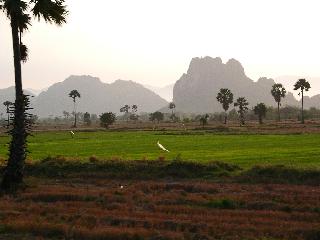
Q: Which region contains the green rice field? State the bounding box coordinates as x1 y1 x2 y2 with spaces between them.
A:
0 131 320 168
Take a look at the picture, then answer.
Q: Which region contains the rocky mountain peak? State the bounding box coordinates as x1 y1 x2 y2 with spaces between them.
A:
225 58 245 76
187 56 223 76
173 56 300 113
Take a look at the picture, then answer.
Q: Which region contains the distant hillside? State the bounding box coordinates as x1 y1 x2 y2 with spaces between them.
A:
173 57 302 113
144 84 174 102
33 75 168 117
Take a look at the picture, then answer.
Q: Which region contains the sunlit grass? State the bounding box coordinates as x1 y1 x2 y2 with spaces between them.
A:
0 131 319 168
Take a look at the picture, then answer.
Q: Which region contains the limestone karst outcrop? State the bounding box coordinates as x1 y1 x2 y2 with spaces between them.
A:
173 56 300 113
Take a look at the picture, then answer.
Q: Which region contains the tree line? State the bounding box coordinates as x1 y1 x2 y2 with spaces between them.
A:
214 78 311 125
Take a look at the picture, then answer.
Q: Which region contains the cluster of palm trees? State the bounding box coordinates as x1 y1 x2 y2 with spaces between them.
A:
216 78 311 125
120 104 138 121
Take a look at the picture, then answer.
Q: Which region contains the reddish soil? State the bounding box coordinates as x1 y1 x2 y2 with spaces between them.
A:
1 178 320 239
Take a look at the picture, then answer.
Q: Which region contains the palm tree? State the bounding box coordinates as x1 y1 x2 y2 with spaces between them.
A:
253 103 267 124
216 88 234 124
271 84 286 121
120 105 131 122
69 90 81 127
0 0 68 192
234 97 249 126
294 79 311 124
3 101 13 128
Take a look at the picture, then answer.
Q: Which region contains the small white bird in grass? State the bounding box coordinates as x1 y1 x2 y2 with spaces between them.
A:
157 141 170 152
70 131 75 138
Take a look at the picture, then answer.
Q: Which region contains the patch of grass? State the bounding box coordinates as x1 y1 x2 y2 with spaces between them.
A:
204 199 240 209
0 131 320 168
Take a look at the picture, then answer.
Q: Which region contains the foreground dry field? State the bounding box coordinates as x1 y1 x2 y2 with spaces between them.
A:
1 176 320 240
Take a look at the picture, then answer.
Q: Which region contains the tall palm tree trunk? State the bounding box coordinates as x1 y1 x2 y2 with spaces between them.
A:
277 102 280 122
301 90 304 124
73 100 77 127
1 17 27 192
224 111 227 124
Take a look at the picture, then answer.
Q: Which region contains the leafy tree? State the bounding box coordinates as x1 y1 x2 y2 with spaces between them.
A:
100 112 116 128
0 0 68 192
131 104 138 114
271 84 286 121
169 102 176 121
199 114 209 129
294 78 311 124
68 90 80 127
83 112 91 126
149 111 164 123
120 105 130 114
216 88 234 124
253 103 267 124
234 97 249 125
3 101 13 128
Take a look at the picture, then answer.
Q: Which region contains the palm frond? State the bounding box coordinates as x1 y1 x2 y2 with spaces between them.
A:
18 13 31 32
20 43 29 63
2 0 28 18
31 0 68 25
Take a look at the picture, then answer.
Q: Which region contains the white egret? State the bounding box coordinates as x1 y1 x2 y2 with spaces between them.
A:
157 141 170 152
70 131 75 138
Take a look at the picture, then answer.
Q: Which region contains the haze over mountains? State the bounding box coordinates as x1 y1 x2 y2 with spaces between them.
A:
143 84 174 102
32 76 168 117
173 57 320 113
1 56 320 117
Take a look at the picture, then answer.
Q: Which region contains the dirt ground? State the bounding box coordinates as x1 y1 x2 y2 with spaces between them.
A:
2 119 320 135
1 177 320 240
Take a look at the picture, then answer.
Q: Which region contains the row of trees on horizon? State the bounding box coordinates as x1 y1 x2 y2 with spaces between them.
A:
61 78 312 127
1 78 314 129
215 78 311 125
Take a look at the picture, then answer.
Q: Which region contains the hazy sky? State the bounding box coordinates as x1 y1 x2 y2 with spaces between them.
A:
1 0 320 95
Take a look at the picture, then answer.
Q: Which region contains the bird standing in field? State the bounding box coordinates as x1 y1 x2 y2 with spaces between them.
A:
157 141 170 152
70 131 75 138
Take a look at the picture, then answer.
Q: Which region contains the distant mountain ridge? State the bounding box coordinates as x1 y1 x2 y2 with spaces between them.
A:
173 56 319 113
1 59 320 117
32 75 168 117
0 76 168 118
